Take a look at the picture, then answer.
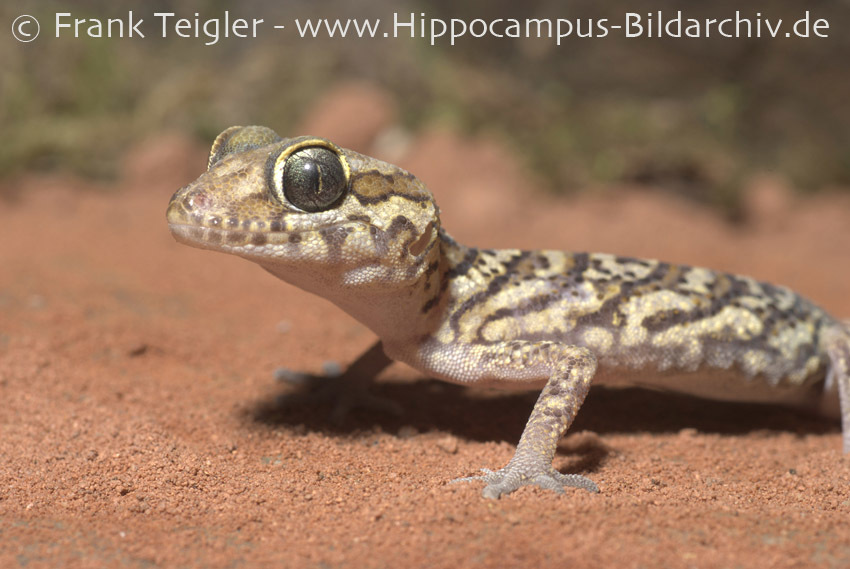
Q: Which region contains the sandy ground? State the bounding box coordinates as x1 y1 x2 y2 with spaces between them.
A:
2 85 850 568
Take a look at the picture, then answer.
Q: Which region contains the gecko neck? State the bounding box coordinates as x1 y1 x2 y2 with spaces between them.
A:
258 228 472 349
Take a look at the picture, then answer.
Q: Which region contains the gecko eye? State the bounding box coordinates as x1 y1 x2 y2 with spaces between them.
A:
281 146 347 212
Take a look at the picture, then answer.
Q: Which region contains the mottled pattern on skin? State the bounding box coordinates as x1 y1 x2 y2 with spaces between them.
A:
168 126 850 498
434 248 827 386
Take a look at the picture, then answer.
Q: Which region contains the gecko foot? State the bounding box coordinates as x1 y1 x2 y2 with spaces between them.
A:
453 466 599 499
274 363 402 424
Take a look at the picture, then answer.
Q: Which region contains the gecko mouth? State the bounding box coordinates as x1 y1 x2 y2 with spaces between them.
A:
168 222 303 250
168 223 246 250
167 221 371 257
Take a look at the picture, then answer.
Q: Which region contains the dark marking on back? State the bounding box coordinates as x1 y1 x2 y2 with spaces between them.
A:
448 251 533 335
566 253 590 283
447 248 480 279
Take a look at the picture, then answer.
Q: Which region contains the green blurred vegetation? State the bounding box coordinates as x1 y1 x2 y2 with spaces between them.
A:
2 0 848 212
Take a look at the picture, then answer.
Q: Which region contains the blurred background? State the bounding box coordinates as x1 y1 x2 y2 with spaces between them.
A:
2 0 848 217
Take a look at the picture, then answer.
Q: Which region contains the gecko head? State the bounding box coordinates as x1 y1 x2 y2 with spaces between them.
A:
167 126 441 288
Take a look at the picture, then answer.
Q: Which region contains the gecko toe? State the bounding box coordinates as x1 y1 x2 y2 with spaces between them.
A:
274 361 342 386
453 466 598 498
549 471 599 493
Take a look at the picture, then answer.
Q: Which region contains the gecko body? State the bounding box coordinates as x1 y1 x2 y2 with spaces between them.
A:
167 126 850 498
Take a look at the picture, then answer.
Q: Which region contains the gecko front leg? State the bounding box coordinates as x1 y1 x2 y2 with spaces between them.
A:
451 341 599 498
275 341 401 423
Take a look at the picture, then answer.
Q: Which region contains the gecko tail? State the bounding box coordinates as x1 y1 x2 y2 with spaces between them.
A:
824 321 850 453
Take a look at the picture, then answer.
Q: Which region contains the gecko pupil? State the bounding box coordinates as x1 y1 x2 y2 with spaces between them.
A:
282 147 347 212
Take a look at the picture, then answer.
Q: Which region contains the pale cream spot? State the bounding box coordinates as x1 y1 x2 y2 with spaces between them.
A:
739 277 764 298
479 317 521 343
581 327 614 352
545 252 569 275
678 268 715 295
620 325 649 347
620 290 694 346
741 349 771 377
591 253 657 281
768 322 816 361
737 295 770 311
517 308 570 337
771 286 798 311
788 355 822 384
435 325 456 345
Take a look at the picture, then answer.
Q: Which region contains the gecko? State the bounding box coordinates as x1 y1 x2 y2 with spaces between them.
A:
167 126 850 498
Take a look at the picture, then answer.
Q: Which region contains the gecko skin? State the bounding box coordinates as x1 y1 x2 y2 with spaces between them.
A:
167 126 850 498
